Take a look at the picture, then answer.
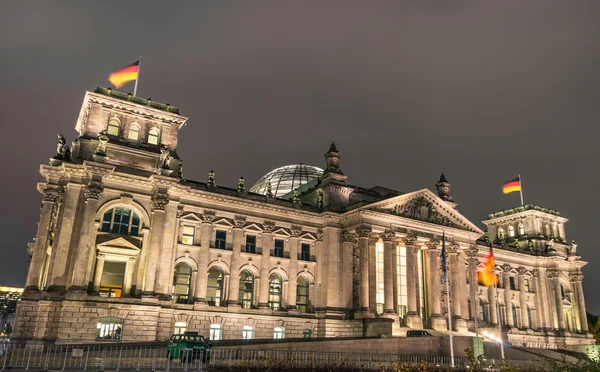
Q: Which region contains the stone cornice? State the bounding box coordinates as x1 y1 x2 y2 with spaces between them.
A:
483 210 568 225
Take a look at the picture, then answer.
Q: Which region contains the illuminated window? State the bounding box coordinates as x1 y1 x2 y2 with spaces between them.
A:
508 225 515 237
174 321 187 335
148 128 160 145
207 267 223 306
209 324 222 340
242 325 254 340
99 261 125 298
181 226 195 245
518 223 525 235
97 317 122 340
375 241 384 314
417 249 426 319
497 228 505 240
172 263 192 304
273 327 285 339
268 274 282 311
296 276 309 313
127 123 140 141
101 207 140 236
397 246 407 318
107 118 120 136
239 271 254 309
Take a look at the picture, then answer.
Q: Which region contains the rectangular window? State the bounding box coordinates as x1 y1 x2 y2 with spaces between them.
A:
181 226 195 245
301 243 311 261
245 235 256 253
242 325 254 340
524 279 530 293
273 327 285 339
274 239 284 258
509 277 517 290
397 246 407 318
174 321 187 335
97 319 122 340
375 242 384 314
99 261 126 298
210 324 223 340
112 207 131 235
215 230 227 249
303 329 312 338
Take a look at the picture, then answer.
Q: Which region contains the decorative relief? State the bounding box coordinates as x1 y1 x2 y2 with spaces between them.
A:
202 211 216 223
355 224 372 238
95 130 109 156
263 221 275 233
465 246 478 258
42 188 63 204
517 267 527 276
341 230 357 244
151 191 169 211
447 242 460 254
387 196 456 228
547 270 560 279
569 273 583 282
501 264 512 273
532 269 539 278
176 207 184 219
315 229 323 242
403 233 418 246
352 244 360 311
290 225 302 237
234 215 246 229
84 181 103 201
426 239 440 250
380 229 396 242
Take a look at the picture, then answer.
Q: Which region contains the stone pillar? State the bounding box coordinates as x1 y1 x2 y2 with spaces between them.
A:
488 284 498 325
404 233 423 329
571 274 588 332
258 221 274 309
142 192 168 295
448 243 466 331
227 216 246 306
355 225 372 316
133 228 151 294
531 269 542 330
194 211 214 303
287 225 301 310
155 202 179 299
69 182 102 291
502 266 513 327
537 267 553 330
518 268 528 328
381 229 396 314
341 230 356 310
549 270 566 331
47 183 82 291
428 240 445 330
466 246 479 322
25 188 61 291
123 257 136 296
92 254 105 292
368 236 378 313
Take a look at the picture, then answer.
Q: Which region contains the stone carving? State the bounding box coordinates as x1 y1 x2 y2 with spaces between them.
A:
389 196 455 227
355 224 372 238
547 270 560 279
42 188 63 204
403 233 418 246
291 225 302 237
517 267 527 276
317 189 324 209
202 211 216 223
426 239 440 250
532 269 539 278
84 181 103 201
546 239 556 252
501 264 512 273
265 182 273 198
234 215 246 229
325 141 343 175
238 177 245 193
380 229 395 242
315 229 324 242
263 221 275 233
527 239 534 251
207 170 216 187
569 273 583 282
54 134 71 161
352 244 360 311
95 130 109 156
176 207 184 219
159 146 172 170
292 190 301 204
570 240 577 255
447 242 460 254
341 230 357 244
465 245 478 258
435 173 454 202
151 191 169 211
178 162 184 179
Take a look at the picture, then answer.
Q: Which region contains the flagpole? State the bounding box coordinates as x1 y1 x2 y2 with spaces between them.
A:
518 174 524 206
133 56 141 97
492 250 505 359
443 232 455 368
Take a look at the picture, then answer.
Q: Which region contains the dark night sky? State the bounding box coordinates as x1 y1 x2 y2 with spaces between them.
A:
1 2 599 312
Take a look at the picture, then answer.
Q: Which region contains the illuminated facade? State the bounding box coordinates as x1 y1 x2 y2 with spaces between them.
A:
14 88 592 347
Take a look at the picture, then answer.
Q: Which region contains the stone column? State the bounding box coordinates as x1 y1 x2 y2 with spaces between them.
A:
518 268 528 328
458 249 470 322
142 192 168 295
355 225 372 316
287 225 301 310
92 254 105 292
134 228 151 294
531 269 542 330
537 267 553 330
313 229 326 310
428 240 445 330
368 236 378 313
258 221 274 309
25 187 61 291
227 216 246 306
404 233 423 329
571 274 588 332
155 202 179 299
549 270 566 330
448 243 465 331
502 266 513 327
381 229 396 315
466 246 479 322
488 283 498 325
341 230 356 310
123 257 136 296
194 211 214 303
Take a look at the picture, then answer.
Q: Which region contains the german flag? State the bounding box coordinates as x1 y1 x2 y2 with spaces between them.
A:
502 177 521 194
477 246 498 286
108 60 139 89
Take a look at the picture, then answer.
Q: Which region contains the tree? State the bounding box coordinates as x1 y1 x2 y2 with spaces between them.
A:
589 312 600 345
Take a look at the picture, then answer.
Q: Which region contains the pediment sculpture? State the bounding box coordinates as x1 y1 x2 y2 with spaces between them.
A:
388 196 456 228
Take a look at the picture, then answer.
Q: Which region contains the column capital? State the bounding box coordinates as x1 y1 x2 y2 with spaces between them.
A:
84 181 103 201
501 263 513 273
262 220 275 233
176 206 184 219
532 269 539 277
290 225 302 237
465 246 479 258
517 267 527 276
380 229 396 242
403 233 418 246
426 238 440 250
42 187 63 203
547 269 560 279
151 191 169 211
341 230 357 244
315 229 324 242
202 210 216 224
355 224 372 238
569 273 583 282
447 242 460 254
234 215 246 229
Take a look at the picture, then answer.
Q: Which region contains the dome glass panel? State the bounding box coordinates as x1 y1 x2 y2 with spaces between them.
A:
250 164 324 198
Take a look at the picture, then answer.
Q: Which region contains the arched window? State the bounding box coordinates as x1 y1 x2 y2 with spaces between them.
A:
296 276 310 313
239 271 254 309
268 274 283 311
107 117 120 136
497 227 505 240
479 299 485 321
210 324 223 340
242 325 254 340
518 223 525 236
101 207 140 236
148 128 160 145
508 225 515 237
172 263 192 304
527 306 533 328
207 267 224 306
174 321 187 335
512 304 518 328
97 316 123 340
127 123 140 141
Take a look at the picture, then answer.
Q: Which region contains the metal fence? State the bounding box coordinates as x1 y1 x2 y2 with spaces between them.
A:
0 344 539 371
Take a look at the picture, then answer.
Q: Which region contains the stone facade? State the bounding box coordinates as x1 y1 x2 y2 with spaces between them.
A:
14 88 592 347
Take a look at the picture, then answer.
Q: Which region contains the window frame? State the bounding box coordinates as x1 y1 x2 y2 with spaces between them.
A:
300 243 310 261
215 230 227 249
172 263 192 304
99 261 126 298
97 316 123 341
242 325 254 340
148 127 160 145
268 274 283 311
245 235 256 253
174 321 187 335
101 207 140 236
207 267 224 306
107 118 120 136
209 324 223 340
239 271 254 309
273 327 285 339
127 123 141 141
274 239 284 258
181 225 195 245
296 276 310 313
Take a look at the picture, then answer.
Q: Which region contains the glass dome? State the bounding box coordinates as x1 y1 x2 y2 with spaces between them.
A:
250 164 324 198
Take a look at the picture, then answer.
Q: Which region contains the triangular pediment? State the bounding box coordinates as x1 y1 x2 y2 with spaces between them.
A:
213 217 234 228
181 212 203 222
245 223 263 233
365 189 482 233
97 237 141 251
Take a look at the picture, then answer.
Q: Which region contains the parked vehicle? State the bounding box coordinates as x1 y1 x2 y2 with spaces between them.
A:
406 330 433 337
167 331 212 362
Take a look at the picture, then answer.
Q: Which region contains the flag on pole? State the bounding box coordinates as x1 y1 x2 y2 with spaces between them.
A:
108 60 140 89
477 245 498 286
502 177 521 194
441 231 447 283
